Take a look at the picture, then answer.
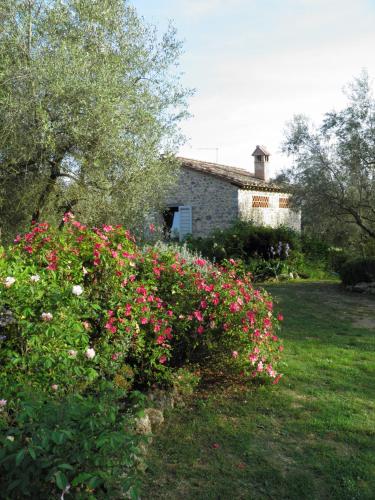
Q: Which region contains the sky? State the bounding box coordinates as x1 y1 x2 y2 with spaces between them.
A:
131 0 375 177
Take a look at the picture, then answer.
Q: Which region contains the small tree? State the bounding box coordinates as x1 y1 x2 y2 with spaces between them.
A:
0 0 191 240
281 71 375 251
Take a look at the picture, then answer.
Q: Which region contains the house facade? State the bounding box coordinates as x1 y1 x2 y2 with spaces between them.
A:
163 146 301 240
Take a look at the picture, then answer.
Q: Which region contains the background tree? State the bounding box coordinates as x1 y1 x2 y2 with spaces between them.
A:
0 0 191 241
281 71 375 254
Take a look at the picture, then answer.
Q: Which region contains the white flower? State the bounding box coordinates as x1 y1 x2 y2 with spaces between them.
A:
30 274 40 283
0 399 7 408
72 285 83 296
41 312 53 322
6 435 14 442
85 348 95 360
4 277 15 288
68 349 77 358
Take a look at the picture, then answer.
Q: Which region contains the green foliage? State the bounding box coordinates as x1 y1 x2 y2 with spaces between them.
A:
186 221 300 263
185 220 335 282
282 71 375 246
0 387 142 499
171 367 201 397
0 0 191 240
339 257 375 285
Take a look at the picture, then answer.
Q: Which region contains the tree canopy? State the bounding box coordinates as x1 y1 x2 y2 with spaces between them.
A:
0 0 191 240
281 71 375 251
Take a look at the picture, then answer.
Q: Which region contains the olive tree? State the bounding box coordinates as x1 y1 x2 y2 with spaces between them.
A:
0 0 191 240
281 72 375 250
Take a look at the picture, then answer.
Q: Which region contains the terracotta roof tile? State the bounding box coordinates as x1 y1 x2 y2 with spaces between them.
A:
177 157 287 192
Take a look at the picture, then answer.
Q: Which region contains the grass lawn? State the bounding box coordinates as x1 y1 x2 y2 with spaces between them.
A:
141 283 375 500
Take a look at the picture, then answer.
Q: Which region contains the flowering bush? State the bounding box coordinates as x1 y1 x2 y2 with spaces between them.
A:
0 215 284 399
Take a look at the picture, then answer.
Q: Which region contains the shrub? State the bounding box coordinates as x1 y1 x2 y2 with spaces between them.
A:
0 387 142 499
0 215 284 399
339 257 375 285
186 221 301 263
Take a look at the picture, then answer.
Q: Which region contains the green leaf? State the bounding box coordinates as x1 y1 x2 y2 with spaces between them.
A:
15 449 25 466
58 463 74 471
87 476 103 488
51 431 65 445
28 447 36 460
71 472 93 487
55 471 68 491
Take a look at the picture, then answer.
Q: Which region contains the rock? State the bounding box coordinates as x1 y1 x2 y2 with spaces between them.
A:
144 408 164 431
134 414 152 435
146 388 175 410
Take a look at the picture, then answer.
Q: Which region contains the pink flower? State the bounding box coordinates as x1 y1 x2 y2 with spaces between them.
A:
249 353 258 364
68 350 77 358
0 399 7 408
102 225 114 232
197 325 205 334
51 384 58 391
195 258 207 267
193 310 203 322
105 322 117 333
149 223 155 232
229 302 241 313
277 313 284 321
159 354 167 364
273 374 283 385
257 361 264 372
279 345 284 352
232 351 238 358
141 317 149 325
263 318 271 329
62 212 74 223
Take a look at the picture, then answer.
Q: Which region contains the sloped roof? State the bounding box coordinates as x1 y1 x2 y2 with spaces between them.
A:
252 145 270 156
177 157 288 192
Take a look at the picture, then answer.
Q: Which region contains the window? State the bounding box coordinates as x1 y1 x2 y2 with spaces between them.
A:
256 155 262 161
252 195 269 208
162 206 192 241
279 197 290 208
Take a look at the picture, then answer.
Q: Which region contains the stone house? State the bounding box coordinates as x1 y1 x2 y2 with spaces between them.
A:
163 146 301 240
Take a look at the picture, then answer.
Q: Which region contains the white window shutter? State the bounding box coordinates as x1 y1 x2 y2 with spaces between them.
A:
178 205 192 241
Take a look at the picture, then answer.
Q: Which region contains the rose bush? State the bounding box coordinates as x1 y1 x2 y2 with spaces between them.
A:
0 215 284 399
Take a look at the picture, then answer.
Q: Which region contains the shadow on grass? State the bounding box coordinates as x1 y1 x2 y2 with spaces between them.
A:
142 283 375 500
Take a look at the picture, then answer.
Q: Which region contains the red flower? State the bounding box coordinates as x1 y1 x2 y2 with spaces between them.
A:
277 313 284 321
159 354 167 364
149 223 155 232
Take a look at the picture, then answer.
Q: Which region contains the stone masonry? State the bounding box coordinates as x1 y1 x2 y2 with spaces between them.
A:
165 167 239 237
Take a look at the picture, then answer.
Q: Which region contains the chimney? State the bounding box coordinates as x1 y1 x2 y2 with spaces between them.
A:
252 145 270 181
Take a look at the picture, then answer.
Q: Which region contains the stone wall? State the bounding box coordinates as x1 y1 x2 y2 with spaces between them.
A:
238 190 301 231
165 167 239 237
